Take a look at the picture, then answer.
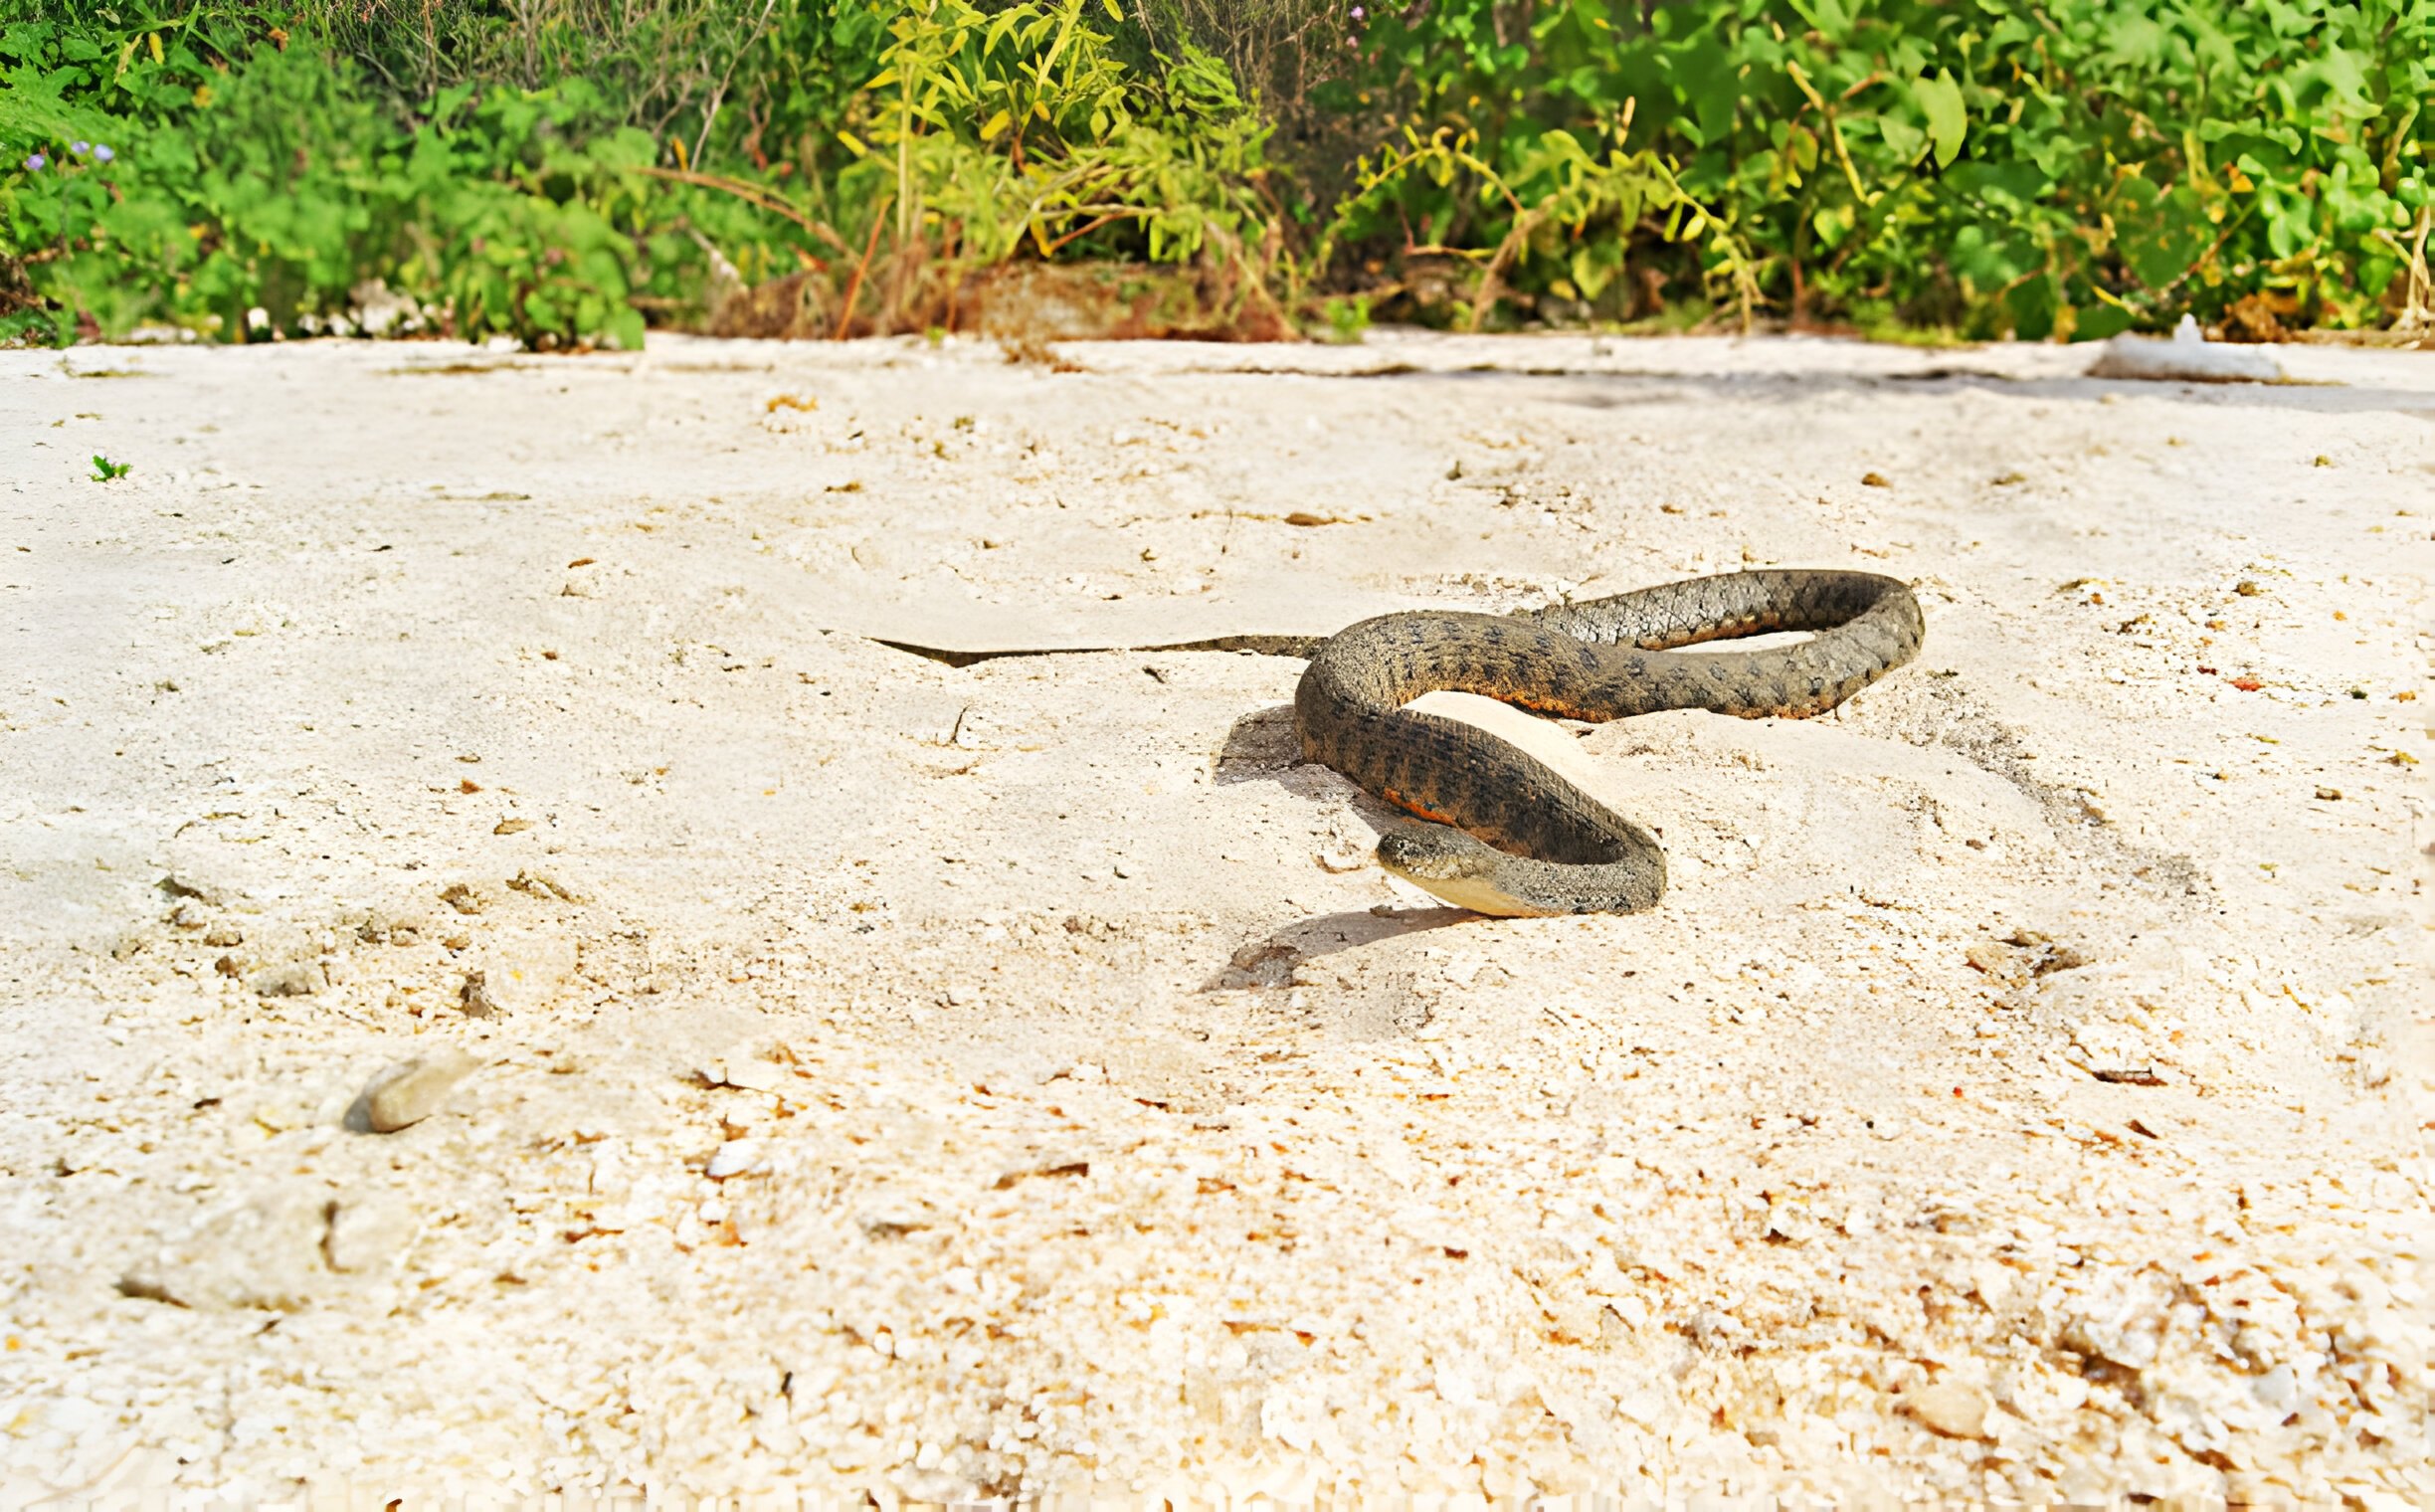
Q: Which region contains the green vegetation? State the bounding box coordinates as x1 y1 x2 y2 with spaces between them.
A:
1329 0 2432 339
90 453 130 479
2 0 2426 347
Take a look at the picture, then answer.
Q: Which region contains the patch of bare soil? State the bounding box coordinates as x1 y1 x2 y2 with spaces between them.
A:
0 331 2426 1501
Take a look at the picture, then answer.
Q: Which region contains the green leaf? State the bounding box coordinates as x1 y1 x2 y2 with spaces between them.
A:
1917 69 1966 168
2004 273 2058 340
1877 115 1926 164
2072 304 2136 342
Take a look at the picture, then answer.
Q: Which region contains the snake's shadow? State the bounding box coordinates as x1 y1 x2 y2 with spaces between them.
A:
1207 905 1472 991
1206 704 1478 989
1211 702 1302 787
1213 702 1408 823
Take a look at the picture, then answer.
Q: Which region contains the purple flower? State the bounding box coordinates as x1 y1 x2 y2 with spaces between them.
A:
1350 5 1364 16
22 153 43 171
72 140 90 155
94 144 114 162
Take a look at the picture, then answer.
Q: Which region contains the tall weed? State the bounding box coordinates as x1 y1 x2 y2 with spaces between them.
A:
819 0 1279 327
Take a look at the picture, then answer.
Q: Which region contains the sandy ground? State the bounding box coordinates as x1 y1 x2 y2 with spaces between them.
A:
1 329 2428 1503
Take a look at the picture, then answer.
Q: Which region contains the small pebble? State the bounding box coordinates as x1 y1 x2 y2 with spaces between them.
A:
1964 941 2012 977
706 1140 767 1180
360 1048 480 1133
159 873 229 907
1904 1381 1991 1439
253 961 326 998
460 970 505 1019
459 930 576 1017
508 868 582 902
700 1056 783 1092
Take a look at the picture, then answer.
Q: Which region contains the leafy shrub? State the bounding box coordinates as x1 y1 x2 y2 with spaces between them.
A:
3 0 2427 346
1317 113 1720 328
1326 0 2433 336
817 0 1281 326
0 1 1290 343
1 13 664 345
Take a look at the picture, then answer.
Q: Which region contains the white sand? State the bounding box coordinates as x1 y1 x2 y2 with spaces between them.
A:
1 330 2427 1501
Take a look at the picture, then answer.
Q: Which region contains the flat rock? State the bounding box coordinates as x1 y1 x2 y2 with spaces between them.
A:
117 1185 337 1311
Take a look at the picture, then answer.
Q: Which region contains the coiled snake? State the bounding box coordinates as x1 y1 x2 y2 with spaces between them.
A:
882 569 1924 916
1293 569 1923 915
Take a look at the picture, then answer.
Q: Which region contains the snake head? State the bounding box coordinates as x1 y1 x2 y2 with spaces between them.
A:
1375 823 1665 917
1375 825 1495 883
1375 826 1551 916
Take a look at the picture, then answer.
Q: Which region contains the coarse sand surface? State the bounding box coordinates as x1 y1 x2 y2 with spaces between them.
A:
1 331 2428 1501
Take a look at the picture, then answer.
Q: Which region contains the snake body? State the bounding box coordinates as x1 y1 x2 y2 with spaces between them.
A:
875 568 1923 916
1294 570 1924 915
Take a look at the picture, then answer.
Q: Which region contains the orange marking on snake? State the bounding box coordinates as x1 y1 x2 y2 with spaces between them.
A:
1383 788 1458 826
1507 691 1592 719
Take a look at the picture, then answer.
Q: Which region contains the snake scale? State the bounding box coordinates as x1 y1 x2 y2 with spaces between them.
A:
881 568 1924 916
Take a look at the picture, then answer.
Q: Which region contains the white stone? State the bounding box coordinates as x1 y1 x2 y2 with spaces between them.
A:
1905 1381 1992 1439
2087 315 2283 383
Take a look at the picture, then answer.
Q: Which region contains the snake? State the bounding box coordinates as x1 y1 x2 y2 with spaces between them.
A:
878 568 1924 916
1292 569 1924 915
